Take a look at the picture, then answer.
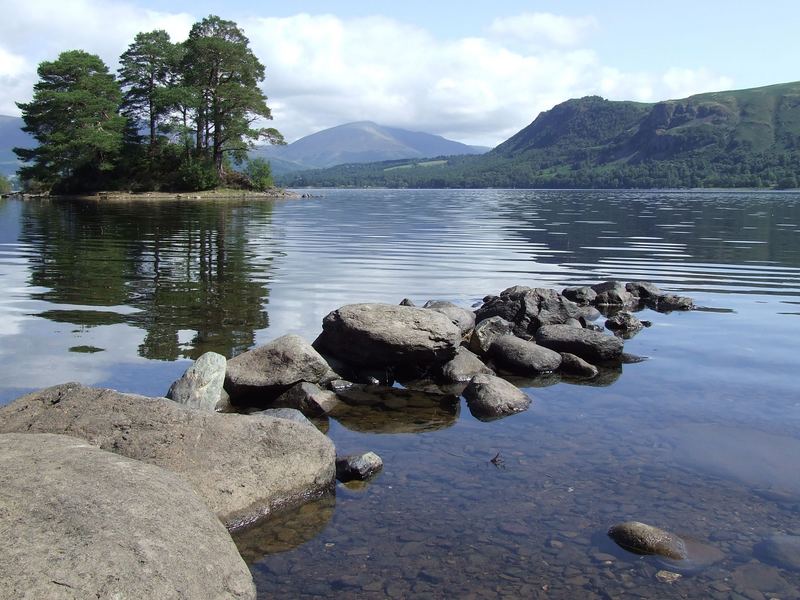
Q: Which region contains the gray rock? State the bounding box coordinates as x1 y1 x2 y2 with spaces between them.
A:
469 316 514 356
475 286 582 336
562 286 597 305
166 351 227 411
649 293 694 312
558 352 599 378
535 324 624 362
225 334 338 402
0 383 336 529
329 379 355 392
564 317 583 329
488 335 562 375
273 381 341 416
607 521 688 560
0 433 255 599
463 374 531 421
423 300 476 337
399 298 416 307
626 281 662 299
440 346 494 382
255 408 313 426
592 281 634 306
605 311 645 336
755 534 800 571
336 452 384 482
315 303 461 368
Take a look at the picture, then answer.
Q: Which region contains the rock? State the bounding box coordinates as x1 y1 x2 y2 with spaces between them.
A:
626 281 662 299
562 286 597 305
605 311 645 336
329 379 355 392
607 521 688 560
255 408 313 426
315 303 461 368
535 324 624 362
592 281 635 306
564 317 583 329
488 335 562 375
439 346 493 382
225 334 338 403
272 381 340 416
469 316 514 356
731 561 797 596
558 352 599 378
0 383 336 529
0 433 255 599
462 374 531 421
475 286 583 336
649 293 694 312
399 298 416 307
423 300 476 337
755 534 800 571
655 570 682 584
336 452 384 482
166 351 227 411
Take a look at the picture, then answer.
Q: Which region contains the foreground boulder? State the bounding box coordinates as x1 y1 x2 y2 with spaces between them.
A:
469 316 514 355
0 433 255 599
558 352 599 378
462 374 531 421
488 335 562 375
166 351 227 411
0 383 336 529
608 521 688 560
535 324 624 362
562 286 597 306
439 346 494 382
336 452 384 482
225 334 338 403
475 286 582 336
423 300 476 337
315 303 461 368
272 381 340 416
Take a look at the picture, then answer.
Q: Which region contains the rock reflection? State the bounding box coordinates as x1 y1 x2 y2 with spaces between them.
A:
232 494 335 563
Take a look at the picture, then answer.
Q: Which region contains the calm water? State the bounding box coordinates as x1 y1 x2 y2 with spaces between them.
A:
1 189 799 598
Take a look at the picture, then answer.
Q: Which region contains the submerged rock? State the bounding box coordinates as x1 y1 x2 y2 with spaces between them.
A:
423 300 476 337
755 534 800 571
0 433 255 599
535 324 624 362
462 374 531 421
439 346 494 382
608 521 688 560
225 334 338 403
0 383 336 529
475 286 582 336
166 351 228 411
469 316 515 356
488 335 562 375
336 452 384 482
316 303 461 369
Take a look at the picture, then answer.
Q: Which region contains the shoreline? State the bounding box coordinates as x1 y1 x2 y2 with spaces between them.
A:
7 187 302 201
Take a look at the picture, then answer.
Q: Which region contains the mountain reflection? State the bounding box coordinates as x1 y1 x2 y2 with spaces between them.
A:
20 198 276 360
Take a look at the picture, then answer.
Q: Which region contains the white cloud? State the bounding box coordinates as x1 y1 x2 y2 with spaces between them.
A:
0 2 734 146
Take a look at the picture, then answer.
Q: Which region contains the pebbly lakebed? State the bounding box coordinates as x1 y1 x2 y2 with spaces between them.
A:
0 188 799 598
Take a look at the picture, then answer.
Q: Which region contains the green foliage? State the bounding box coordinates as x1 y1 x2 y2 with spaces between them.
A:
244 158 273 191
176 156 219 191
14 50 126 192
0 174 11 194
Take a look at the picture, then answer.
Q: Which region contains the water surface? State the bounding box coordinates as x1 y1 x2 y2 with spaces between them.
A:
0 189 799 598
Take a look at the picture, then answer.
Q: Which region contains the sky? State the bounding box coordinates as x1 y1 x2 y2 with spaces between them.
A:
1 1 799 147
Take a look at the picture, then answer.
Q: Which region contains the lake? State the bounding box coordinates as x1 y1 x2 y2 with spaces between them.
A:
1 189 799 598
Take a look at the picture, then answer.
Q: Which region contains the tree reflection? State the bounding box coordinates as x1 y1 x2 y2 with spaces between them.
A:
21 197 275 360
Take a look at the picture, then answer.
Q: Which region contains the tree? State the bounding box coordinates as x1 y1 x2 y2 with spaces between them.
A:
14 50 125 190
118 30 180 149
245 157 273 191
0 174 11 194
182 15 284 176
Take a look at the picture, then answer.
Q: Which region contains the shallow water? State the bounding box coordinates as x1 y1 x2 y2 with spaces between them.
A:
1 189 799 598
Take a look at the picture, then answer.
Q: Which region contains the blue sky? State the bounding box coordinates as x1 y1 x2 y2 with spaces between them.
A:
1 1 798 146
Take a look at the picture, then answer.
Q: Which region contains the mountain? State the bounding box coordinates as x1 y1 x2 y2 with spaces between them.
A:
0 116 33 178
251 121 488 174
281 82 800 189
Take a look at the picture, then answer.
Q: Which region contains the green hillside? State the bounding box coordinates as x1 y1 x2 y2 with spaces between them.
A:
281 82 800 189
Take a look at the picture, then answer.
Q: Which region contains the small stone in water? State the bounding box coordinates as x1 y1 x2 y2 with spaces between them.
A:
656 570 682 584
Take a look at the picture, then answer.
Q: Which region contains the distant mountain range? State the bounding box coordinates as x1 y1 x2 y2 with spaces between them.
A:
250 121 488 174
282 81 800 189
0 116 31 178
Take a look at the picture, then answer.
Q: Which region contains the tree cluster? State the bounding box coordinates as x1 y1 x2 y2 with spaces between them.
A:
15 15 283 194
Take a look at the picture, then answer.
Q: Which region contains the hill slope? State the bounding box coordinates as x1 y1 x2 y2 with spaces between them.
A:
0 116 33 178
282 82 800 189
251 121 487 174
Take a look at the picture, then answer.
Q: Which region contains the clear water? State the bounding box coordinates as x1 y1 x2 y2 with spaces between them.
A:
1 189 799 598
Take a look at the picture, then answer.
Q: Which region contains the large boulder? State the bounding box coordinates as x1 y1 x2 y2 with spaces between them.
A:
607 521 688 560
225 334 338 403
649 293 694 312
626 281 662 299
558 352 599 378
469 316 514 356
0 383 336 529
439 346 494 382
462 374 531 421
562 286 597 306
591 281 634 306
166 351 227 411
272 381 341 416
535 324 624 362
0 433 255 599
488 335 562 375
315 303 461 368
475 286 582 336
423 300 476 337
